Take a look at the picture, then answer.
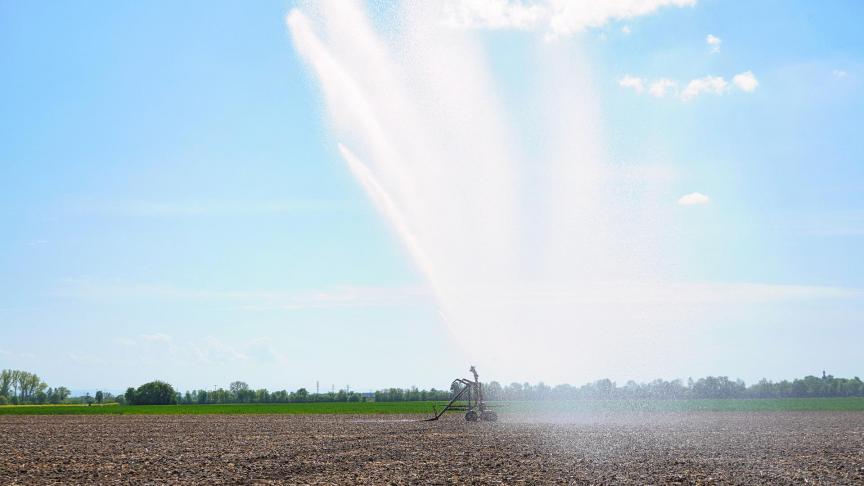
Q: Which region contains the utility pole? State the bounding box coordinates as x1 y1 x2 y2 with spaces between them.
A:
316 381 319 395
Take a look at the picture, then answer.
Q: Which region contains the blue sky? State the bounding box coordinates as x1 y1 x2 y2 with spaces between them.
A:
1 0 862 392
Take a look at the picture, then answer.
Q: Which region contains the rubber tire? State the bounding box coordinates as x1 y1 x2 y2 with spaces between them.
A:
465 410 478 422
481 411 498 422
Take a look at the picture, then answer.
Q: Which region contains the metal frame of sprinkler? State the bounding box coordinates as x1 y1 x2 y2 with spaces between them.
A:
427 366 497 422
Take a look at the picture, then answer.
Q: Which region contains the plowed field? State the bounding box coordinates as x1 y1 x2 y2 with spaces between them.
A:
2 412 862 484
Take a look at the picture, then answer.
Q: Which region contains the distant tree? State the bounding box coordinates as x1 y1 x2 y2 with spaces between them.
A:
95 391 104 404
484 381 503 401
55 387 71 403
124 387 137 405
0 370 49 404
506 382 523 400
229 381 251 402
0 370 11 399
534 382 551 400
9 370 21 399
129 381 177 405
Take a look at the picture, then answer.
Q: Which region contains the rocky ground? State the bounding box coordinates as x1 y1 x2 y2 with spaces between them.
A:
2 412 863 484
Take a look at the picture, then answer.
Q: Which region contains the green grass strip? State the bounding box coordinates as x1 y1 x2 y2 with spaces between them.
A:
1 398 863 415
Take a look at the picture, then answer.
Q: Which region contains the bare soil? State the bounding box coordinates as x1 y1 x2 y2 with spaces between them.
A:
2 412 863 484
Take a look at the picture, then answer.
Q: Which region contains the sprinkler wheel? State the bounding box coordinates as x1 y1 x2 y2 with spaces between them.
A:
481 410 498 422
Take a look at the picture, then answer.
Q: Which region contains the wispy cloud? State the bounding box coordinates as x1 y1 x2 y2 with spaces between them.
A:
508 281 862 305
67 353 106 366
0 349 36 360
189 336 255 364
795 210 864 237
115 333 289 366
70 200 347 218
56 278 431 311
140 332 172 343
440 0 697 39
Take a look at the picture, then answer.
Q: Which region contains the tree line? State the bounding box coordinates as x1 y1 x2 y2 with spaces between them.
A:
173 381 376 405
0 369 116 405
122 381 455 405
177 382 454 404
0 369 71 405
3 369 862 406
127 373 864 406
481 373 864 401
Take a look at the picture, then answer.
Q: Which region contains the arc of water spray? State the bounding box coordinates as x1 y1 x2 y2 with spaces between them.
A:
290 7 459 332
337 143 444 299
287 1 655 381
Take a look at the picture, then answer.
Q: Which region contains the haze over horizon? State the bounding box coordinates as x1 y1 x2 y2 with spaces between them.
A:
2 0 863 392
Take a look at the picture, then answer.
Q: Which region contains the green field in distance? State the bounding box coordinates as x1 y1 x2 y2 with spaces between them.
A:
2 397 864 415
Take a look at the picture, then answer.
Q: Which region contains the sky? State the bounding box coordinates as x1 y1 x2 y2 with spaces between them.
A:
1 0 862 393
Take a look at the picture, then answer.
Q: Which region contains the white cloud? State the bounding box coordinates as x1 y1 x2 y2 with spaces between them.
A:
677 192 711 205
832 69 848 78
440 0 697 38
441 0 546 30
706 34 721 53
649 78 677 98
619 74 645 93
680 75 728 100
622 72 757 100
732 70 759 92
621 25 632 35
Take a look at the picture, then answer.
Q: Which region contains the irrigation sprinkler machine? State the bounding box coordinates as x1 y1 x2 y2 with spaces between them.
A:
427 366 497 422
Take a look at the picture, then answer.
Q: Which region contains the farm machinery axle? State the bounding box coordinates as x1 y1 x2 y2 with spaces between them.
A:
427 366 497 422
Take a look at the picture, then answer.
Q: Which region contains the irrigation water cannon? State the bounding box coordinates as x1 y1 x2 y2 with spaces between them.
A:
427 366 497 422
